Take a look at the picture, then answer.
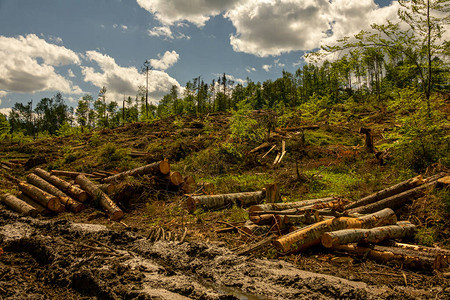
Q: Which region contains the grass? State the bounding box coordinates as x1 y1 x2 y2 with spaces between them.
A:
198 173 273 194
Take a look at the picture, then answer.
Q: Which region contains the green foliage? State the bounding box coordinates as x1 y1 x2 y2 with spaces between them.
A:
230 100 264 143
0 113 10 139
99 142 130 168
227 205 248 223
415 227 437 246
217 142 242 162
56 122 82 137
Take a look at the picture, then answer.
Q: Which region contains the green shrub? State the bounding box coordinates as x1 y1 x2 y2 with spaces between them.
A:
230 100 264 143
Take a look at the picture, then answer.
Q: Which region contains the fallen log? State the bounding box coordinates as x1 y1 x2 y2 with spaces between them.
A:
388 241 450 256
240 222 270 238
181 175 196 194
249 142 271 153
321 222 417 248
250 199 348 216
166 171 183 186
186 190 265 213
249 214 276 225
332 244 435 271
75 175 124 221
102 160 170 183
34 168 88 202
248 197 335 214
345 175 424 210
17 192 51 215
348 181 437 214
273 208 397 253
18 182 61 212
50 170 99 178
97 183 117 195
26 173 84 213
1 193 38 217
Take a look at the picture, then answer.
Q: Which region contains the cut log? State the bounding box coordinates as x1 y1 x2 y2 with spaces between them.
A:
321 222 417 248
1 193 39 217
97 183 117 195
273 208 397 253
181 175 196 194
250 199 347 216
388 241 450 256
75 175 124 221
345 175 424 210
348 181 437 214
17 192 51 215
34 168 88 202
102 160 170 183
332 244 435 271
186 190 265 213
265 183 280 203
249 142 271 153
18 182 61 212
437 176 450 187
240 223 270 238
359 127 374 152
249 214 276 225
166 171 183 186
26 173 84 213
249 197 335 214
50 170 99 178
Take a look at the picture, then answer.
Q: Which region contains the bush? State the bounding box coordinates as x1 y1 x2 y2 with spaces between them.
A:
99 142 130 169
230 100 264 143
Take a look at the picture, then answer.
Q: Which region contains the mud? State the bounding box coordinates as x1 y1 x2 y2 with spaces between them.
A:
1 208 448 299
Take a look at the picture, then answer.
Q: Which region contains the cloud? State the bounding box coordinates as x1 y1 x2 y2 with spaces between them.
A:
149 50 180 70
262 65 271 72
82 50 181 103
67 69 75 78
0 34 82 94
225 0 401 57
0 108 11 116
137 0 240 27
246 67 256 73
148 26 174 39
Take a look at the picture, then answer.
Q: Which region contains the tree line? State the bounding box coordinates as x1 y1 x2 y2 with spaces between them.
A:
0 0 448 139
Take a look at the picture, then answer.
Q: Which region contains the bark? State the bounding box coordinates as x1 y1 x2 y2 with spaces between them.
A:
249 142 271 153
240 223 270 238
388 241 450 256
321 222 417 248
34 168 88 202
50 170 99 178
348 181 436 214
359 127 374 152
332 244 435 271
248 197 335 215
265 183 280 203
249 214 276 225
250 199 347 216
345 175 424 210
273 208 397 253
17 192 50 215
18 182 61 212
102 160 170 183
437 176 450 187
186 190 265 213
1 193 38 217
75 175 124 221
26 173 85 213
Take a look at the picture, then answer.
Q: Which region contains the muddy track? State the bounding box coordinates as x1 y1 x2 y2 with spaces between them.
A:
0 209 446 299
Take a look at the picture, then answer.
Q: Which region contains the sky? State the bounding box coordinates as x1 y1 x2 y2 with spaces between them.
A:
0 0 402 114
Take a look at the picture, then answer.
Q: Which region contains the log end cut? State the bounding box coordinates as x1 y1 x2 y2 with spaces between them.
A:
159 160 170 175
110 209 124 221
186 197 197 213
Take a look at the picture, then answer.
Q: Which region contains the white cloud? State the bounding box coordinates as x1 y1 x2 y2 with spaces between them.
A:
262 65 271 72
246 67 256 73
0 108 12 116
149 50 180 70
0 90 7 98
82 50 181 103
225 0 402 57
0 34 82 94
67 69 75 78
121 25 128 30
136 0 240 27
148 26 174 39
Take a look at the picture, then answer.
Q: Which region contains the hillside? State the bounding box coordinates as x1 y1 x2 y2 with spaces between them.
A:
0 103 449 299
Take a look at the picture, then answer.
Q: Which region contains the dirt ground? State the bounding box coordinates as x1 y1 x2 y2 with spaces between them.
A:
1 205 449 300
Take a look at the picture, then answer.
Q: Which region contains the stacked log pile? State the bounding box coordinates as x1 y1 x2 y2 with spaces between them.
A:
1 159 196 222
216 173 449 271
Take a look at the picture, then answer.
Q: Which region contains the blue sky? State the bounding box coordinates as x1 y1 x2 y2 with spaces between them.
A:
0 0 399 113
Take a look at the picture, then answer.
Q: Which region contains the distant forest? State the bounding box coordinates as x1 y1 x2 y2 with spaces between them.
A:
0 0 448 139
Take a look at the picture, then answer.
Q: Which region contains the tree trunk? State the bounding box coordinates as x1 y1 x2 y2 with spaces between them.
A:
265 183 280 203
348 181 436 214
249 214 275 225
26 173 85 213
345 175 423 210
75 175 124 221
102 160 170 183
321 221 417 248
181 175 196 194
248 197 335 215
1 193 39 217
50 170 99 178
186 190 265 213
34 168 88 202
97 183 118 195
250 199 347 216
273 208 397 253
17 192 51 215
18 182 61 212
332 244 435 271
166 171 183 186
359 127 374 152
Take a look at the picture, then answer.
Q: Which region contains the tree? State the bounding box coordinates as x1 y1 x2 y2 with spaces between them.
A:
0 113 10 138
76 95 90 127
142 60 152 119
